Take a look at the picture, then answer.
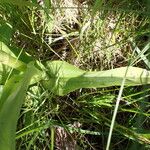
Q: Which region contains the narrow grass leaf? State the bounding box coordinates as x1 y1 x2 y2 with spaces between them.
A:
0 0 39 8
133 42 150 68
91 0 103 17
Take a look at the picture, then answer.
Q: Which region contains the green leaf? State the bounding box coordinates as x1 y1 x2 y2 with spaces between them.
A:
44 0 51 9
0 23 13 44
0 42 27 72
0 64 11 84
0 42 20 84
0 0 39 8
0 42 16 57
91 0 103 17
42 61 150 96
0 42 35 85
0 42 44 86
0 62 38 150
9 46 34 64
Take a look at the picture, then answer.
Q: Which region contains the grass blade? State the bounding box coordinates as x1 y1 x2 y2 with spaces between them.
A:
106 66 129 150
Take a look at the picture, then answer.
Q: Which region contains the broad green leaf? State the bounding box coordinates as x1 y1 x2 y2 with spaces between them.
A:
0 42 27 72
0 64 11 84
43 61 150 96
0 42 44 85
0 41 33 67
0 49 26 71
0 42 19 84
0 42 16 57
0 62 38 150
0 22 33 63
0 42 34 85
9 46 34 64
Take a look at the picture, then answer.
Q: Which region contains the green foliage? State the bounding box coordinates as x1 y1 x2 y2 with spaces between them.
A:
0 0 150 149
0 44 150 148
0 63 37 150
0 23 12 44
43 60 150 96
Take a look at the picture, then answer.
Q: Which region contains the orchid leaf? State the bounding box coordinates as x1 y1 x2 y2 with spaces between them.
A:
0 62 38 150
43 61 150 96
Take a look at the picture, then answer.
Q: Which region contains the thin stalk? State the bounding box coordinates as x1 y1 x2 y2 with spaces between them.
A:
106 66 129 150
50 126 55 150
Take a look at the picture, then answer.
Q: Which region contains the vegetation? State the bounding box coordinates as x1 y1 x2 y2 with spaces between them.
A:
0 0 150 149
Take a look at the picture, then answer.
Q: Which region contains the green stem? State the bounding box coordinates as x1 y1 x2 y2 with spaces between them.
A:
50 126 55 150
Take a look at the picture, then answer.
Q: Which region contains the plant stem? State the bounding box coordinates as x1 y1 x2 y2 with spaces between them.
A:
106 66 129 150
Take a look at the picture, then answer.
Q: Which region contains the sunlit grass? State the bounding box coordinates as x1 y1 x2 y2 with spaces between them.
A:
0 0 150 149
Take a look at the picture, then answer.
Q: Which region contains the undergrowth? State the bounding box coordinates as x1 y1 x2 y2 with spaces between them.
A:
0 0 150 149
